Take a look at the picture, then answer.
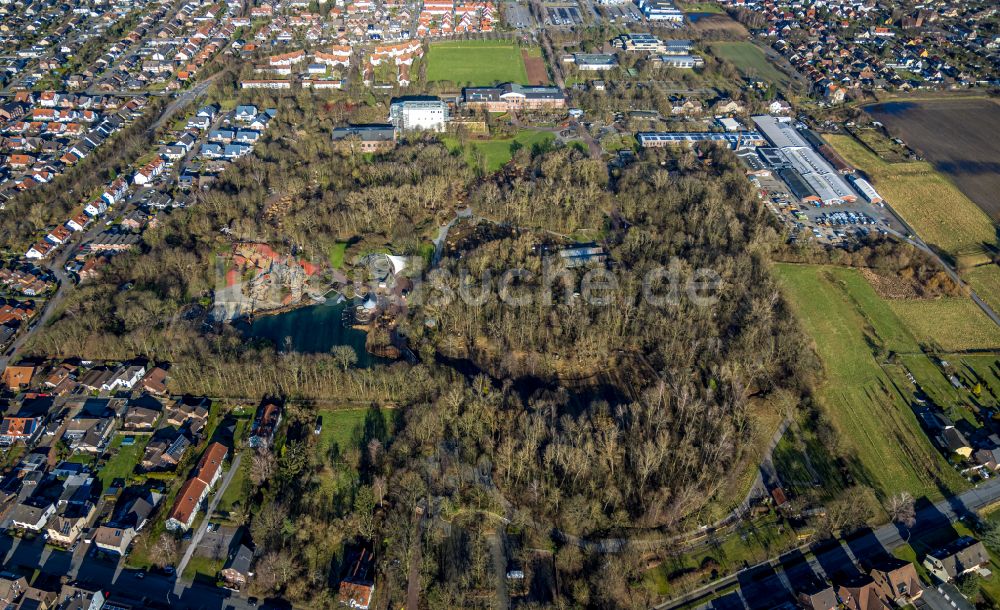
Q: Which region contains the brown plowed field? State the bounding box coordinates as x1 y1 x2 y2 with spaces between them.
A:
865 98 1000 219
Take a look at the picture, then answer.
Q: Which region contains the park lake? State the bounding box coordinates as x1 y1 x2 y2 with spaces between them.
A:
236 299 382 367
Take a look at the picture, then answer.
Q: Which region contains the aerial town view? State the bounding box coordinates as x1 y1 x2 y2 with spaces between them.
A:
0 0 999 608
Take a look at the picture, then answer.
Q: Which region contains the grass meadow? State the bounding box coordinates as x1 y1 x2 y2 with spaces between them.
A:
442 129 555 172
773 263 967 501
708 42 791 88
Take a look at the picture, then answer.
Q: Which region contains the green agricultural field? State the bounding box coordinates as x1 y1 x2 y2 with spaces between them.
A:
425 40 529 86
887 298 1000 352
708 42 790 89
966 264 1000 318
773 263 967 500
98 434 149 487
825 134 997 266
442 130 554 172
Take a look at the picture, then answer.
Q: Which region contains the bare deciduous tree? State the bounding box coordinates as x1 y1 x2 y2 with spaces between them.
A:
250 447 276 486
886 492 916 529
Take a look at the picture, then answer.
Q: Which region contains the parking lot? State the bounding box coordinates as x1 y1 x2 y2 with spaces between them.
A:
597 2 643 23
545 3 585 26
752 172 906 246
504 1 534 28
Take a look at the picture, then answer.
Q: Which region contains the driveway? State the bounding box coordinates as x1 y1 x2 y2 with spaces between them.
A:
173 452 243 595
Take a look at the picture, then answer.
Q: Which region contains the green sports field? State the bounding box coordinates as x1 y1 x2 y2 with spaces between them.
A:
425 40 529 86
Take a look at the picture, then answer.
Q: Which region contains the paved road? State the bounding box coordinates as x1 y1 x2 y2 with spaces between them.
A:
174 452 244 595
655 477 1000 609
0 74 215 375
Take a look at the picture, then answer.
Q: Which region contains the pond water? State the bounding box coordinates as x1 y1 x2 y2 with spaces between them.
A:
686 12 715 22
864 101 916 117
236 299 382 367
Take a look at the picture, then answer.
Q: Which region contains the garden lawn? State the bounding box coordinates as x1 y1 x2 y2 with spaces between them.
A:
183 555 224 582
773 263 967 500
425 40 529 86
216 451 248 515
442 130 554 172
98 434 149 487
824 134 997 265
329 241 348 269
708 42 790 88
886 298 1000 351
316 407 394 455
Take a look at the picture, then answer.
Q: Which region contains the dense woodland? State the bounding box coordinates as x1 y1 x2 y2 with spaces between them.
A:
14 91 950 607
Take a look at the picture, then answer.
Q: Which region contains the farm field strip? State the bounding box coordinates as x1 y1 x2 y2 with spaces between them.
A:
865 99 1000 219
773 263 967 500
824 133 996 266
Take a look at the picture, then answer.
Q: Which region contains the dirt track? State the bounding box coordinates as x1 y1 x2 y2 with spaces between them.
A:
522 50 548 85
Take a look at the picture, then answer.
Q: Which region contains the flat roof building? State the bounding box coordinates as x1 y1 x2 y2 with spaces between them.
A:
637 131 765 150
571 53 619 70
389 99 449 133
752 115 857 205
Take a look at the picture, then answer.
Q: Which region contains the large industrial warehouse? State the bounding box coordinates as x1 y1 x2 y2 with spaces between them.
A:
751 116 858 205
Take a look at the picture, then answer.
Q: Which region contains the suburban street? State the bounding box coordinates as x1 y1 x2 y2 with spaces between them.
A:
0 456 267 610
174 453 244 595
656 477 1000 609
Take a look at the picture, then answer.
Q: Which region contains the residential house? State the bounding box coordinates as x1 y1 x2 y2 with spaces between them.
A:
795 579 837 610
869 556 922 606
55 581 105 610
77 368 115 392
7 497 56 531
165 442 228 532
123 403 160 432
45 500 96 547
141 432 191 471
1 365 35 391
836 573 890 610
165 397 210 431
0 574 28 607
141 367 168 395
220 543 255 589
62 414 114 453
104 365 146 392
17 584 57 610
943 426 973 458
248 401 282 448
0 416 44 446
338 547 376 610
93 490 161 555
924 538 990 582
